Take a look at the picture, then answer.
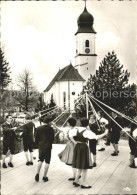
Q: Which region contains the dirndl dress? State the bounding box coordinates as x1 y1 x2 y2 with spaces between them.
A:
58 127 78 165
72 129 92 169
58 140 75 165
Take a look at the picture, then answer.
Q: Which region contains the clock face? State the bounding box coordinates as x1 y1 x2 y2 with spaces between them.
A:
85 48 90 54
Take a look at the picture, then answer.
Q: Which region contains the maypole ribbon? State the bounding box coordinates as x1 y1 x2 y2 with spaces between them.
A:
53 94 85 137
90 95 137 125
90 96 136 142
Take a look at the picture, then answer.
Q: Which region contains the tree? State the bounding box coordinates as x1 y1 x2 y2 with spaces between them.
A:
0 48 12 116
0 48 11 91
35 94 44 112
16 69 39 111
49 93 56 108
75 51 136 117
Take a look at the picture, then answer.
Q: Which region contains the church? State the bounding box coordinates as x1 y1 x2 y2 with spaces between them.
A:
43 4 97 110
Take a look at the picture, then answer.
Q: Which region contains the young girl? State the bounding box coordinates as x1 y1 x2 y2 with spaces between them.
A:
52 117 78 180
72 118 108 189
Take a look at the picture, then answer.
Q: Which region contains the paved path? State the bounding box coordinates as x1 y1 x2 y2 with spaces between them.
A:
1 140 137 195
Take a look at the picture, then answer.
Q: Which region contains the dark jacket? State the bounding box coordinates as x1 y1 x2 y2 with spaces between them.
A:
2 122 16 144
109 116 123 133
22 122 35 142
89 122 100 135
36 124 54 151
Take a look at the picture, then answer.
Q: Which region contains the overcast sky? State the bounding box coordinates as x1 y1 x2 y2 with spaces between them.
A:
1 0 137 92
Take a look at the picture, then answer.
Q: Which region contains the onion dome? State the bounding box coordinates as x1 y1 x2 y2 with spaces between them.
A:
75 6 96 35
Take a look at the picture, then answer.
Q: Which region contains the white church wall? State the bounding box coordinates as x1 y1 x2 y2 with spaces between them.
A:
44 85 56 106
75 32 97 81
76 33 96 55
75 56 97 81
58 81 84 110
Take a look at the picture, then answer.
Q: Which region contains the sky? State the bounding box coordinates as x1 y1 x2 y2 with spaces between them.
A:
1 0 137 92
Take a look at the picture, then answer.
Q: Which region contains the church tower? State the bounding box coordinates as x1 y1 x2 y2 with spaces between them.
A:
75 3 97 81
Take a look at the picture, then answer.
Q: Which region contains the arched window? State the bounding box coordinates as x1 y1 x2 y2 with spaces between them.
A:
85 40 89 47
63 92 66 109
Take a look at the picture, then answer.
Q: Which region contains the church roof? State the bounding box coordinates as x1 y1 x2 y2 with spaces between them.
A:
44 64 85 92
75 6 96 35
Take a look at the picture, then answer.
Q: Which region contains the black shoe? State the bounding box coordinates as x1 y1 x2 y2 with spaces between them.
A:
26 161 30 166
129 164 137 168
35 174 39 182
93 162 97 167
133 159 135 166
69 175 81 181
81 185 92 189
73 182 80 187
3 163 7 168
8 162 14 167
114 151 119 153
68 178 75 181
98 148 105 151
29 161 33 165
43 176 48 182
111 152 118 156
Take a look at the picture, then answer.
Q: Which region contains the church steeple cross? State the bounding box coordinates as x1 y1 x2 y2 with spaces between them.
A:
84 0 87 8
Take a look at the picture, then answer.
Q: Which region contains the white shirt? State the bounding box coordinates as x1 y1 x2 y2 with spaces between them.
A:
70 126 97 140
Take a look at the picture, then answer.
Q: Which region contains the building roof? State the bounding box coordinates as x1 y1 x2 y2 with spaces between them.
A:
44 64 85 92
75 6 96 35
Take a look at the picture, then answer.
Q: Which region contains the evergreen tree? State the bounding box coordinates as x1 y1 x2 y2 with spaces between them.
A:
75 51 136 117
0 48 11 116
49 94 56 108
0 48 11 91
35 94 44 112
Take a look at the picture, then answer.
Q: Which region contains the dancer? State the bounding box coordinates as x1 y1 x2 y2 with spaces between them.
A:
89 114 108 167
127 107 137 168
52 117 78 181
22 114 35 165
2 115 17 168
97 111 108 151
72 118 108 188
109 112 123 156
35 116 54 182
32 115 41 159
89 114 98 167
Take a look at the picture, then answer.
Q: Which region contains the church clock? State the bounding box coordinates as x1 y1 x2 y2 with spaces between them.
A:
85 48 90 54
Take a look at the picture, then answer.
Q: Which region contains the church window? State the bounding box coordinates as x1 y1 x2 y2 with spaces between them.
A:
63 92 66 109
85 40 89 47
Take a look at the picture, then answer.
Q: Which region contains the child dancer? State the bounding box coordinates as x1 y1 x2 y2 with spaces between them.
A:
72 118 108 189
35 116 54 182
52 117 78 180
128 107 137 168
22 114 35 165
2 115 17 168
97 111 108 151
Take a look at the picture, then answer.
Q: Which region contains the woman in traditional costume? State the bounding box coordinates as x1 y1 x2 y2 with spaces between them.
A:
52 117 78 180
72 118 108 189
